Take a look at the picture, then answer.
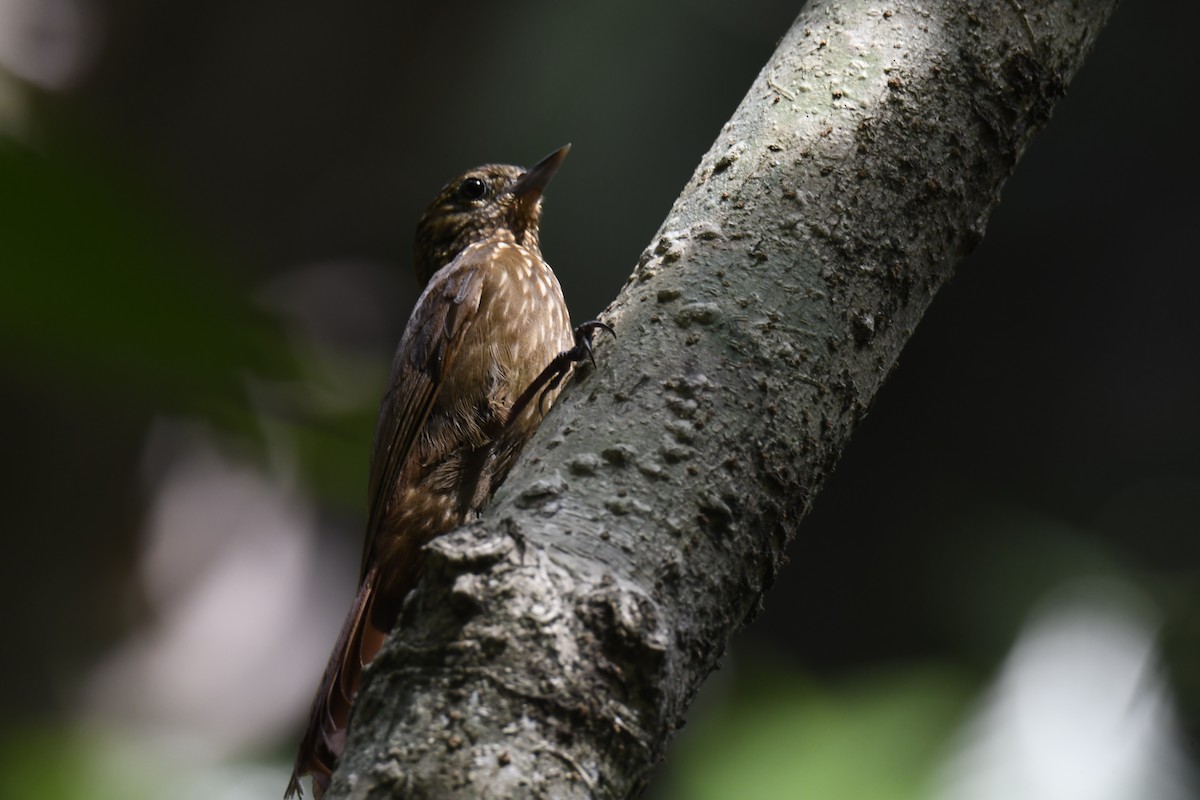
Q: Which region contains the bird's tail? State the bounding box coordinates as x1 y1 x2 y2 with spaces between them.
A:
285 565 386 798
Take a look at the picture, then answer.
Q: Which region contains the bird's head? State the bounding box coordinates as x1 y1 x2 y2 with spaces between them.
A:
413 144 570 286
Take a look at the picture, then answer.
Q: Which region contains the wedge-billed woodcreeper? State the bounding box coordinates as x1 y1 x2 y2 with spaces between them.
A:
286 145 610 797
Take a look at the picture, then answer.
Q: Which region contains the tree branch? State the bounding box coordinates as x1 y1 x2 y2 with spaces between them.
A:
327 1 1118 797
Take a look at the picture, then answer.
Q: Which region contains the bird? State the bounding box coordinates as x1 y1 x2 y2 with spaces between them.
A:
285 144 611 798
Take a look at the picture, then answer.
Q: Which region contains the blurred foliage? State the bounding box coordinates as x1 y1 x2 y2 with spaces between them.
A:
0 139 291 422
1 0 1198 796
0 727 161 800
664 663 973 800
0 725 292 800
0 138 376 509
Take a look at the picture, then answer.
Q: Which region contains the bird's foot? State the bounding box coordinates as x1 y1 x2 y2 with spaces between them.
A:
508 320 614 422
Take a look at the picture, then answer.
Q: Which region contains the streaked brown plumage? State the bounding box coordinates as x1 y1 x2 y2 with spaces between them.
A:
286 145 608 798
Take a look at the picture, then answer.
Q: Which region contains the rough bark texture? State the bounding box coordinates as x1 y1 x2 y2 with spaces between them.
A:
326 1 1118 797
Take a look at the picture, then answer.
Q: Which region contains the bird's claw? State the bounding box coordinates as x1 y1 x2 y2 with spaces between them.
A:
569 319 616 370
507 319 614 423
537 319 615 412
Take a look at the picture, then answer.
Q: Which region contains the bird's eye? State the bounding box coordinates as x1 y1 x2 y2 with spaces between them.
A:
457 176 488 202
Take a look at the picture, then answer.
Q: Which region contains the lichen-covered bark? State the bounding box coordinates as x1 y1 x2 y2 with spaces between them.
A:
326 1 1118 797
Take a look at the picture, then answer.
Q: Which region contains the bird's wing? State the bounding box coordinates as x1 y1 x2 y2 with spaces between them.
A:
359 254 486 578
287 257 488 798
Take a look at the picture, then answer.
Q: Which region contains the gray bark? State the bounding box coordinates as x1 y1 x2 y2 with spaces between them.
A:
327 1 1118 797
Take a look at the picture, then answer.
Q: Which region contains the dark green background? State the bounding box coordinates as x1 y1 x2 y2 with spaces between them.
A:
2 1 1196 797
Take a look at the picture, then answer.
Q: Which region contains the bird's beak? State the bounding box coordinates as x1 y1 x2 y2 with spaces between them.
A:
507 144 571 199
